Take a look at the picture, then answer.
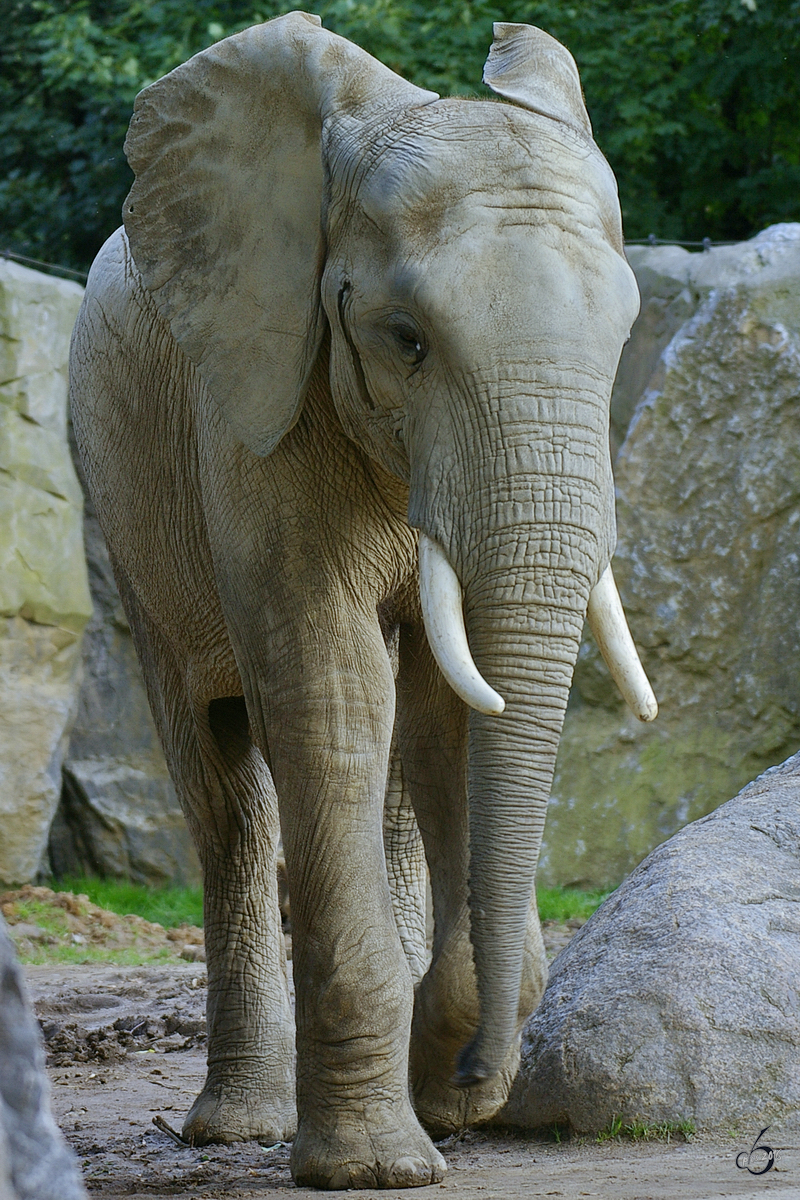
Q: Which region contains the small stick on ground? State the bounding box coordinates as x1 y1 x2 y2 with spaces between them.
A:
152 1114 187 1146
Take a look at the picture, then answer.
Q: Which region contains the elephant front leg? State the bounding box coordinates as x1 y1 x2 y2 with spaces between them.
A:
258 615 445 1190
397 624 547 1136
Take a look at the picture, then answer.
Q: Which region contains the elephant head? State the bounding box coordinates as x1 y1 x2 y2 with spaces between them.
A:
123 12 656 1087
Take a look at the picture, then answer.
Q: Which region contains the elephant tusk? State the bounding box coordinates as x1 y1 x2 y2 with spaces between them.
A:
586 565 658 722
418 534 506 716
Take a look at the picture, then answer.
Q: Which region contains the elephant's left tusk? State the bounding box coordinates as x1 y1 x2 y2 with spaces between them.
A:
586 565 658 722
418 534 506 716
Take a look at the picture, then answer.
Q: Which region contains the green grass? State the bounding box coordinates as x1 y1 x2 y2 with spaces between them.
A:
596 1115 695 1143
6 896 181 967
8 877 608 968
536 886 612 923
53 879 604 931
54 876 204 928
17 942 179 967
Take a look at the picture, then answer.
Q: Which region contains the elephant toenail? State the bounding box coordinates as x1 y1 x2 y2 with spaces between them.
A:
391 1153 446 1186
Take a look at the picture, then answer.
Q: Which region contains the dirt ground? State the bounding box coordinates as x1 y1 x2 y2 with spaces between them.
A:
24 960 797 1200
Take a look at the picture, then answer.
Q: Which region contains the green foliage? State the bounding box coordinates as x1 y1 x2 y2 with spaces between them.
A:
536 885 610 923
54 875 204 927
596 1114 696 1143
2 1 799 272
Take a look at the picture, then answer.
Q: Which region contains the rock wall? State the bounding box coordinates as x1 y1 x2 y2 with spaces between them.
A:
0 260 92 885
540 224 800 888
50 464 201 887
0 258 197 887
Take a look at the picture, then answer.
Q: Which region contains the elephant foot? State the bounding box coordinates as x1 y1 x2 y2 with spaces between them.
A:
290 1105 446 1189
410 1028 521 1138
182 1072 296 1146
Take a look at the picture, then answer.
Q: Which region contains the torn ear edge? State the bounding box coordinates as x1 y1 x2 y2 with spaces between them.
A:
482 22 592 139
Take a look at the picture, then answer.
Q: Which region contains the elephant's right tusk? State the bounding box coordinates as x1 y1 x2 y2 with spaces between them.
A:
586 565 658 722
418 534 506 716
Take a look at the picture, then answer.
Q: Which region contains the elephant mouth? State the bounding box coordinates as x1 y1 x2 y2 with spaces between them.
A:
417 532 657 723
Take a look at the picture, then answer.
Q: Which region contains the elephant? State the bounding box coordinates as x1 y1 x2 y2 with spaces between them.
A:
69 12 657 1190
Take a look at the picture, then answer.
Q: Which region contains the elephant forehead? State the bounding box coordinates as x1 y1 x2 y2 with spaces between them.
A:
355 100 618 245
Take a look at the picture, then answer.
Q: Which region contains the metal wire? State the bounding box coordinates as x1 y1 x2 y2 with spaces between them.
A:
0 234 742 286
624 235 739 250
1 248 88 282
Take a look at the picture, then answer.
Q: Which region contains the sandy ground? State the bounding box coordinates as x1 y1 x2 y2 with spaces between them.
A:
24 962 798 1200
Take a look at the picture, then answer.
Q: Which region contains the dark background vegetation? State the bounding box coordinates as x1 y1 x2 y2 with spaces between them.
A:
2 0 799 274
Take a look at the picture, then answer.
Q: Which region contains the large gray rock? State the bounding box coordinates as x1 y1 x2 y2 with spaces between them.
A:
51 464 201 887
0 916 87 1200
505 753 800 1135
0 260 92 885
541 223 800 887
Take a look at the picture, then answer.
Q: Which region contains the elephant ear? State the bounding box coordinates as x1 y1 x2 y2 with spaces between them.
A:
482 23 592 139
123 11 436 456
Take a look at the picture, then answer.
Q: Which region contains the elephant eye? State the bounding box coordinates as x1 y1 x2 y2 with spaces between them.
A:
388 319 427 367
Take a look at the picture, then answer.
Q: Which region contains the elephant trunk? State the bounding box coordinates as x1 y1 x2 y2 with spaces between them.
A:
458 569 581 1085
410 365 657 1083
417 532 656 1085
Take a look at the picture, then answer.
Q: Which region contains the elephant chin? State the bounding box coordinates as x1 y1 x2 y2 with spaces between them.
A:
418 533 656 724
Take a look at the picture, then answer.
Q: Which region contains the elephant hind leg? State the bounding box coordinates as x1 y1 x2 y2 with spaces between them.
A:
384 740 429 986
111 565 296 1145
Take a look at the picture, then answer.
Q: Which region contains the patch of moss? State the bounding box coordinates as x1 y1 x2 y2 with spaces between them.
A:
2 886 199 967
14 942 179 967
8 896 73 940
538 708 794 889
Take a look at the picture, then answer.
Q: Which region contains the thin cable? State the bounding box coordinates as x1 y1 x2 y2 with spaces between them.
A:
1 248 88 282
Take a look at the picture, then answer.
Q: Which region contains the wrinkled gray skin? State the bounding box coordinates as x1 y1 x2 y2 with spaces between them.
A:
0 918 88 1200
69 13 638 1190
